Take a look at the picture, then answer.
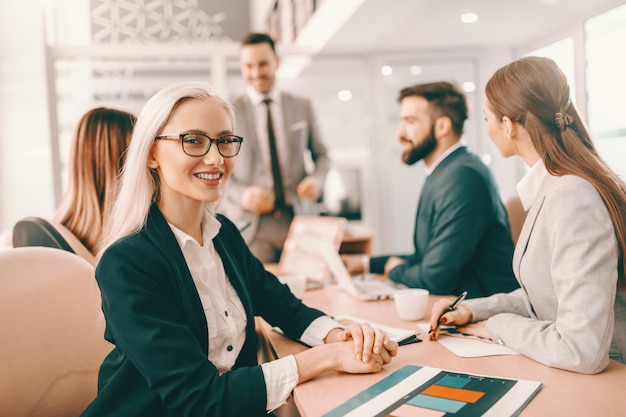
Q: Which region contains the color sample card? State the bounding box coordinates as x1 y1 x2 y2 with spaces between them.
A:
386 371 516 417
322 365 541 417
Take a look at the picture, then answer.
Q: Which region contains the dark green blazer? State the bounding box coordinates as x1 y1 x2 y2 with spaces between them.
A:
81 205 325 417
371 147 519 298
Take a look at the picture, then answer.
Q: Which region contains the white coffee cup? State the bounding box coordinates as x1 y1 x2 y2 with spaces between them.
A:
394 288 429 320
278 274 307 298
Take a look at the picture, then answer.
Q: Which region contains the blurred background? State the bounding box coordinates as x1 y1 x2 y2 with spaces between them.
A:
1 0 624 254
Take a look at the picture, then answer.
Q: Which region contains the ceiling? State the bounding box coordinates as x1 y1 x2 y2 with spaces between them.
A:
317 0 626 54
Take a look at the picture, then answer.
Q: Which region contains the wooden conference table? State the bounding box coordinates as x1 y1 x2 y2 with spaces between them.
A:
259 286 626 417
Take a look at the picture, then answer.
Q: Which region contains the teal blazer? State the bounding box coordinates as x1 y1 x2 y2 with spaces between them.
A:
81 205 325 417
371 147 519 298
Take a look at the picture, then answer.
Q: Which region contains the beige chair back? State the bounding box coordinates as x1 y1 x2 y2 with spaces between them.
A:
12 217 96 266
48 220 97 266
504 195 527 246
0 247 111 417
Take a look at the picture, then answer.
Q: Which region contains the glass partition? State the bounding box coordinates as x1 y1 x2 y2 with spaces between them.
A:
51 50 218 192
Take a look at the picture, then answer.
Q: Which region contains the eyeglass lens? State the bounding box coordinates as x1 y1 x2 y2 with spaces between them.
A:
182 134 241 157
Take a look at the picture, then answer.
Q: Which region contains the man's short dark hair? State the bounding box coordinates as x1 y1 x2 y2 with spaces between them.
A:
398 81 468 136
241 32 276 52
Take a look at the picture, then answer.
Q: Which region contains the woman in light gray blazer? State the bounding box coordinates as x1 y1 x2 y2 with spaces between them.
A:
429 56 626 374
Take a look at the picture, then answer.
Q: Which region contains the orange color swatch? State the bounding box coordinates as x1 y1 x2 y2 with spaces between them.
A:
422 385 485 403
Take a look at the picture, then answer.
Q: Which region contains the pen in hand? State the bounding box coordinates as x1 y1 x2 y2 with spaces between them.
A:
429 290 468 335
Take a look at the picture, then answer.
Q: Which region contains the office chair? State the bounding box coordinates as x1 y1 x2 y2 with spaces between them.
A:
12 216 96 266
504 195 527 246
0 246 111 417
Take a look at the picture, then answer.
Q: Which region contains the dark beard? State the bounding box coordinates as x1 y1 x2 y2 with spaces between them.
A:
402 127 437 165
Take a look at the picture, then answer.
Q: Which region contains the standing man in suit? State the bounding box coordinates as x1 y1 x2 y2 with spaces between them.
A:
344 81 518 298
220 32 330 263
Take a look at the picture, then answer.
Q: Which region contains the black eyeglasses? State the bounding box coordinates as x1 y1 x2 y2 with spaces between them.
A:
155 133 244 158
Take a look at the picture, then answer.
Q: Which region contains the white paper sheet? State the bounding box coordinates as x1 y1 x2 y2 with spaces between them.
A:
417 322 519 357
334 314 417 344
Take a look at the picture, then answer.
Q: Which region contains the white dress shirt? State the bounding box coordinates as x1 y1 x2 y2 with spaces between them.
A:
424 141 464 176
246 86 289 180
516 159 548 211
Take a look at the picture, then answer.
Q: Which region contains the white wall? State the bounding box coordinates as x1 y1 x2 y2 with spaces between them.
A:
476 48 527 202
249 0 275 32
0 2 546 255
0 1 55 233
0 1 521 252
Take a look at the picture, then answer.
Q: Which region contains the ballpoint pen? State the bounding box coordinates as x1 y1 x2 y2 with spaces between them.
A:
429 290 468 335
397 333 422 346
439 327 498 344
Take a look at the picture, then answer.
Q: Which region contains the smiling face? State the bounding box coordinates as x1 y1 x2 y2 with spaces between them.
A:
397 96 438 165
148 97 235 215
239 42 279 95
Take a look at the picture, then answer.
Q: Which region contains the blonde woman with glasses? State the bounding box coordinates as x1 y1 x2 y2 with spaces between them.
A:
81 81 397 417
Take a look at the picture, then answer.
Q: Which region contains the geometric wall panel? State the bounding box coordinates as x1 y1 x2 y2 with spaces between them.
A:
91 0 231 43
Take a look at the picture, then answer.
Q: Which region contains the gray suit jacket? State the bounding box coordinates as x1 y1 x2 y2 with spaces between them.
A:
465 174 623 374
219 92 330 242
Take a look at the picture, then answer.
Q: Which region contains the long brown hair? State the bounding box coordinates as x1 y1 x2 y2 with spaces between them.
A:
53 107 136 254
486 56 626 285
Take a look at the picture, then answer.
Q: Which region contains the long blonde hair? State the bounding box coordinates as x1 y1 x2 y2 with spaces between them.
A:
53 107 136 254
99 81 234 257
486 56 626 284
